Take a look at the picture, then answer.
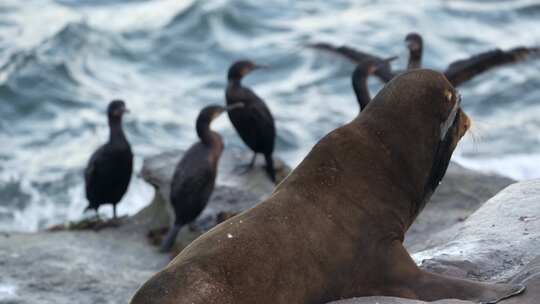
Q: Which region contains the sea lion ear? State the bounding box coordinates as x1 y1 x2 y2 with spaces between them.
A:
439 90 460 140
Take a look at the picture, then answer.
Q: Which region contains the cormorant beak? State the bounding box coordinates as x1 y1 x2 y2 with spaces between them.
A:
122 107 130 114
252 64 269 70
224 103 244 112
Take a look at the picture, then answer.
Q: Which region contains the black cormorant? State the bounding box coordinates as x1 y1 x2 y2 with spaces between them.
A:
225 60 277 183
160 104 242 252
84 100 133 220
352 57 397 111
405 32 423 70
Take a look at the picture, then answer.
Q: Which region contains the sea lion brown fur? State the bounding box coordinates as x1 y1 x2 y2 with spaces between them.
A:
130 69 524 304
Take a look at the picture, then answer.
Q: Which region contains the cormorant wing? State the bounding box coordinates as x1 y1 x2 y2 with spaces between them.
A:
241 88 276 151
84 145 106 205
306 42 395 82
171 151 215 212
444 46 540 87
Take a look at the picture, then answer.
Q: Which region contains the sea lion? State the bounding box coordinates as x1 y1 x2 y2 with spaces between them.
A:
130 69 524 304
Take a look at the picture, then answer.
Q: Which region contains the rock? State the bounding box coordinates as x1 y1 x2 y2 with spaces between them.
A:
0 153 524 304
132 147 291 251
405 162 514 251
0 148 289 304
0 226 169 304
414 179 540 281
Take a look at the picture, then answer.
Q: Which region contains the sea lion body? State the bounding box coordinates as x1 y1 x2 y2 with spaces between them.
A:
131 70 523 304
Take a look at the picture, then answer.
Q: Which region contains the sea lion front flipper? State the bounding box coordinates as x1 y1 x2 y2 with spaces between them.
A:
413 270 525 303
382 243 525 303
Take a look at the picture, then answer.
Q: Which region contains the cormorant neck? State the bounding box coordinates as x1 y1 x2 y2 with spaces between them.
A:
108 117 127 143
407 49 422 70
352 71 371 111
196 119 220 147
228 77 242 87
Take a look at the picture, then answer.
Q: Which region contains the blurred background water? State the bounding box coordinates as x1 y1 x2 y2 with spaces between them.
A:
0 0 539 232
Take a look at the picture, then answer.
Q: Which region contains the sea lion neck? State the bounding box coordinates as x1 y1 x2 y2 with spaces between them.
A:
347 69 462 228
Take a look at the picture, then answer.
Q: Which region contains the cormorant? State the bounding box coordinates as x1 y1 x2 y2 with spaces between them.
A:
160 104 242 252
225 60 277 183
307 34 540 86
352 57 397 111
84 100 133 220
405 32 423 70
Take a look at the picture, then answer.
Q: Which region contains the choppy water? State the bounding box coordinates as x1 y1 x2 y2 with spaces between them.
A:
1 0 539 232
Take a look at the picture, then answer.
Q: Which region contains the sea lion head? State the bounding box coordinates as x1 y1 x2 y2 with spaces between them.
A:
364 69 470 220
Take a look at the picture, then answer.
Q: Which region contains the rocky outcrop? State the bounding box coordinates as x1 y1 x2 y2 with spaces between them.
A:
0 152 525 304
0 148 289 304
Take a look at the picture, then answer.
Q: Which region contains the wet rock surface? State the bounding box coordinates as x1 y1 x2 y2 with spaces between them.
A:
0 152 532 304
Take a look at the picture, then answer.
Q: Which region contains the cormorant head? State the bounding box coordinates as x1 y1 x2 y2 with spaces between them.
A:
405 32 423 53
227 60 267 81
199 103 243 122
196 103 243 140
107 100 129 121
353 56 398 80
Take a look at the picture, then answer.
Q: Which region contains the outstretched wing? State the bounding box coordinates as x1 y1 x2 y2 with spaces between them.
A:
444 46 540 87
306 42 395 82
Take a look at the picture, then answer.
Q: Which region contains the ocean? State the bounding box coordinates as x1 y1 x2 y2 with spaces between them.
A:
1 0 539 231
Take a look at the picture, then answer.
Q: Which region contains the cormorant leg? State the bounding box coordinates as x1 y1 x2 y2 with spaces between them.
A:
113 205 117 220
264 153 277 184
160 224 182 252
238 153 257 175
248 152 257 168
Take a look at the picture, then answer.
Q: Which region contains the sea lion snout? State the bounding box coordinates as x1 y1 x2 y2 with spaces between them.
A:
459 109 471 137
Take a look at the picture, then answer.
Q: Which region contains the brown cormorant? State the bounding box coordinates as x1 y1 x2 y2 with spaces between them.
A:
225 60 277 183
84 100 132 220
160 104 242 252
307 34 539 86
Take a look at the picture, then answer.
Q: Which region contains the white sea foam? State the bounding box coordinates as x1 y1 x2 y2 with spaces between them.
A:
0 283 18 300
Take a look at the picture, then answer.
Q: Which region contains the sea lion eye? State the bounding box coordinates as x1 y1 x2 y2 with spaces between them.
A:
445 90 453 102
440 90 460 140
